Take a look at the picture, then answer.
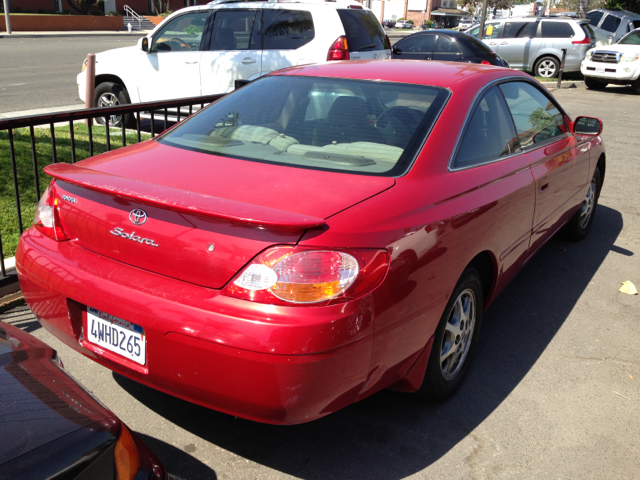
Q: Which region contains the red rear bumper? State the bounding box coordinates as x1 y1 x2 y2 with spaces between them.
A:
16 228 375 425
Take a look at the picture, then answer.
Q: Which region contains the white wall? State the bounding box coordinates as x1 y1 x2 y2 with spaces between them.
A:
384 0 406 21
407 0 427 11
371 0 383 21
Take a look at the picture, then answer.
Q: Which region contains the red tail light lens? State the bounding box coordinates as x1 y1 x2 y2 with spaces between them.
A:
33 181 69 241
481 60 492 65
327 36 350 61
572 37 591 44
224 246 389 305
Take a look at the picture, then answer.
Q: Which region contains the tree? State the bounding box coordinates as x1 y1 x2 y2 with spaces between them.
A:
605 0 640 14
150 0 171 14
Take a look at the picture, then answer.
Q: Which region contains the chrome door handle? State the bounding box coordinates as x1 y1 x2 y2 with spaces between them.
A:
184 61 198 64
241 58 256 64
500 42 508 45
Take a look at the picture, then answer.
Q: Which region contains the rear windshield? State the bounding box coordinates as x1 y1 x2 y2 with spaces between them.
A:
159 76 449 177
461 32 494 54
581 23 594 40
337 9 390 51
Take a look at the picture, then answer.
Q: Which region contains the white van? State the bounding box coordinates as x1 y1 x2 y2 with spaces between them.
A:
78 0 391 125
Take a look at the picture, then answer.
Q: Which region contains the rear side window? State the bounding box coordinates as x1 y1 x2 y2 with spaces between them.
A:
632 20 640 30
210 10 258 51
435 35 462 54
453 86 520 169
503 22 537 38
581 23 594 40
587 11 603 27
397 33 436 53
337 9 389 51
600 14 621 33
499 82 566 149
263 10 314 50
540 21 575 38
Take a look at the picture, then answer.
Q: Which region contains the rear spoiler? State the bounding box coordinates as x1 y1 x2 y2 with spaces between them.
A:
44 163 326 232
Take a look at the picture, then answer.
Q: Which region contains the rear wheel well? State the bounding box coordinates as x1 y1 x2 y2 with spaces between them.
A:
468 251 494 304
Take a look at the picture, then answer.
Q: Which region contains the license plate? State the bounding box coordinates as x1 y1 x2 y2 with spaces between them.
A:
595 66 605 73
86 307 146 365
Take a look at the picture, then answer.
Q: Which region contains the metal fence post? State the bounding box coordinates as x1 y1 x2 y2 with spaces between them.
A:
85 54 96 126
3 0 11 35
557 49 567 90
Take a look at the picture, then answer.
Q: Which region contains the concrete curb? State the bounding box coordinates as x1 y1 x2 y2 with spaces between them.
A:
0 31 149 38
540 80 586 90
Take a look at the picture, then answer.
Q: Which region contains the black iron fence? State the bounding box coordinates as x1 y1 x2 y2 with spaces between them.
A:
0 94 224 280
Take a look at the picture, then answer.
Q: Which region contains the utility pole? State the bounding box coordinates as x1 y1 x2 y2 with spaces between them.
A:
546 0 551 16
3 0 11 34
478 0 489 40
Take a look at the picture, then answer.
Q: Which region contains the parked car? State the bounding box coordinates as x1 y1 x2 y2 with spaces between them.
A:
391 30 509 67
77 0 391 127
382 19 395 28
465 16 595 77
19 61 605 425
0 322 166 479
587 8 640 46
395 20 413 29
581 27 640 93
457 18 477 30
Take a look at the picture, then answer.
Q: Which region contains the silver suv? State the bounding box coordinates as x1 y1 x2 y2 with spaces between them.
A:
465 16 595 78
587 9 640 46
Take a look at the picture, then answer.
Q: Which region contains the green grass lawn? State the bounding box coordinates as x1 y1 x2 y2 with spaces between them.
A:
0 124 151 259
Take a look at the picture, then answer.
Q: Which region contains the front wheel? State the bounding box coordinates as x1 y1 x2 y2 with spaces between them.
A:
534 56 560 78
584 76 608 90
418 267 483 402
94 81 133 128
563 167 601 241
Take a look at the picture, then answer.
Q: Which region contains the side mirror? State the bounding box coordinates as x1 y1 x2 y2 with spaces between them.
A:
139 37 149 53
392 46 401 55
572 116 602 136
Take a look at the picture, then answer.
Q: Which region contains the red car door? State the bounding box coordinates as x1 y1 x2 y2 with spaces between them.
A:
498 81 590 254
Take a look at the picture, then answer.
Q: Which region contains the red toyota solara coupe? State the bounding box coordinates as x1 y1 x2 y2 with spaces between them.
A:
17 61 605 425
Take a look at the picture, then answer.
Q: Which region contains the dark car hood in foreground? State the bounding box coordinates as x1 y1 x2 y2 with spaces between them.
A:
0 322 114 466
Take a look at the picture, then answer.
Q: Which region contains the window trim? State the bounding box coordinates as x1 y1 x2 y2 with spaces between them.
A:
447 76 571 172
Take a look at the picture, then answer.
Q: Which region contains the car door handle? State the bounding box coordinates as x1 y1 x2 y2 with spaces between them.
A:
241 58 256 64
540 177 549 192
499 42 508 45
184 61 198 64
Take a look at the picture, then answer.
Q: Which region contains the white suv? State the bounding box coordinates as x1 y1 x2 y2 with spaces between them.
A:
581 27 640 93
78 0 391 125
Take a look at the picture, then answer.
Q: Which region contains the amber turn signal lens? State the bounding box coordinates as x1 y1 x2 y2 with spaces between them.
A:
115 423 141 480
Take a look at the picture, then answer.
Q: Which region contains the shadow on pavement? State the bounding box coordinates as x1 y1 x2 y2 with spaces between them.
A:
114 205 622 479
135 433 217 480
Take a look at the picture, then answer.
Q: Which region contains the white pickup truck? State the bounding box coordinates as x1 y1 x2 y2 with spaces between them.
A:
581 27 640 93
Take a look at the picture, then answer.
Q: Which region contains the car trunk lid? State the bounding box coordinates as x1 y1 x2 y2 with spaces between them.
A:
45 141 394 289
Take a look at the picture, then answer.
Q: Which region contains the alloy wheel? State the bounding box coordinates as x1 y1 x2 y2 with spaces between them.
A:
98 92 123 126
440 288 476 381
537 60 557 78
579 177 596 229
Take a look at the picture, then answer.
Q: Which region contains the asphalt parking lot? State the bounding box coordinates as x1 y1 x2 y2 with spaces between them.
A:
2 85 639 480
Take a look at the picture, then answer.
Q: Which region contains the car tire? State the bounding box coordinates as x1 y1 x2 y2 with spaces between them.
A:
534 56 560 78
563 166 601 241
94 81 133 128
418 266 483 402
584 76 608 90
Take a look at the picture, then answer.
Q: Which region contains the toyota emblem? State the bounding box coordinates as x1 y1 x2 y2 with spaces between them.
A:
129 209 148 225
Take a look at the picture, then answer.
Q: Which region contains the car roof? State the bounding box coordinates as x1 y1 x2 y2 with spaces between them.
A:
271 60 530 90
588 8 640 19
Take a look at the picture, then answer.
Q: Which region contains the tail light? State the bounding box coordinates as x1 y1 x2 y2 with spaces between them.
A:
481 60 492 65
33 181 69 241
572 37 591 44
114 423 141 480
385 34 391 50
224 246 389 305
327 36 350 61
